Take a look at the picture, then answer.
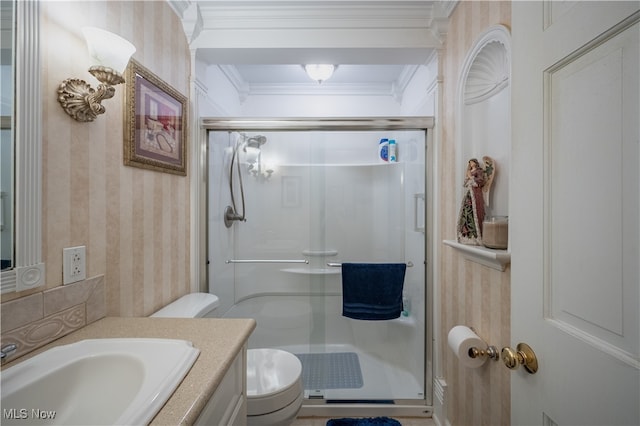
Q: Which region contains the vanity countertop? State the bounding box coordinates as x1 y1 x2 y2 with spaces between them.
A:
1 316 256 425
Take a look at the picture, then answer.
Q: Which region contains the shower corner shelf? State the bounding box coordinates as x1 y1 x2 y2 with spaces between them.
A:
443 239 510 271
391 315 417 327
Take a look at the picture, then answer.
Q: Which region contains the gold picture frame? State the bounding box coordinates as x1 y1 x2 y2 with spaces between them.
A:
124 59 187 176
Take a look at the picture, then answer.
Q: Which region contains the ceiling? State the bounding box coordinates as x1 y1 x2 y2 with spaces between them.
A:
232 64 409 86
174 0 454 90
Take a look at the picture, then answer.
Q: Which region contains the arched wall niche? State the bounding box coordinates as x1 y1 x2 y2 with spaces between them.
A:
456 25 511 220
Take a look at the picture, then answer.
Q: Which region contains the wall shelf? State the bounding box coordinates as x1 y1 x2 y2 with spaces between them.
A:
443 239 510 271
279 162 403 168
391 314 417 327
302 249 338 257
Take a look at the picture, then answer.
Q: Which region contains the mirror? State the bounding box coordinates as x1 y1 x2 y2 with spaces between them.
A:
0 0 44 293
1 0 14 271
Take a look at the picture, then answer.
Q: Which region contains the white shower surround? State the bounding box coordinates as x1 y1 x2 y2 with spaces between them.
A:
197 45 439 416
207 125 431 415
223 294 424 401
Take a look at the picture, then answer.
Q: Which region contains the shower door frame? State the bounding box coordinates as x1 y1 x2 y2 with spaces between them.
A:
201 117 434 416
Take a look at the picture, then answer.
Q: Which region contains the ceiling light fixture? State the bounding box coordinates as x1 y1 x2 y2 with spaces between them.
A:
303 64 335 84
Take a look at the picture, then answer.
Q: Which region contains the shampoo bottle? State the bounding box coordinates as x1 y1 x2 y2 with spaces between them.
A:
388 139 397 162
402 295 411 317
378 138 389 162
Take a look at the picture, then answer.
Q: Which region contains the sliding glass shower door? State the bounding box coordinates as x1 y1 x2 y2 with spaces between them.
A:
209 126 427 403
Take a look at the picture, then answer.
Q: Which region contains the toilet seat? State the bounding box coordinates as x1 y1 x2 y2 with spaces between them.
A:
246 348 303 417
249 392 304 426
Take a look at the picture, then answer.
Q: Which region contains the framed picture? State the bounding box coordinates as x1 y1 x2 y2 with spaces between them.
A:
124 59 187 176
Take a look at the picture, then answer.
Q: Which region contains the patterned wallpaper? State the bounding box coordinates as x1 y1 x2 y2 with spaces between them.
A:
2 2 514 423
438 2 512 425
2 1 191 318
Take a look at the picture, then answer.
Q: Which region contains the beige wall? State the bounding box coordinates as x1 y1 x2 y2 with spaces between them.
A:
2 2 514 423
439 2 512 425
2 1 191 318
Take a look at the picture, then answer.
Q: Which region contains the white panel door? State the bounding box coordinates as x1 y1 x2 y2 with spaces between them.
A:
511 2 639 425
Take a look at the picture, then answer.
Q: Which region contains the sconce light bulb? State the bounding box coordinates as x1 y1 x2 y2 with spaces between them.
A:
82 27 136 75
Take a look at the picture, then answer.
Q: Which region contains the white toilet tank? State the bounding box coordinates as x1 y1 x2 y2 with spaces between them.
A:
151 293 220 318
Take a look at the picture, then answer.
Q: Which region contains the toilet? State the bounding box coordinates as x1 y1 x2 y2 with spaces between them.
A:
151 293 304 426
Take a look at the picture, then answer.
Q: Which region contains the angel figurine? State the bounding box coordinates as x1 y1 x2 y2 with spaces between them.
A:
456 156 495 245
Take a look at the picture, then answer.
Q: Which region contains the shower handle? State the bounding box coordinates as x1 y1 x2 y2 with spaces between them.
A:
414 193 425 233
224 205 246 228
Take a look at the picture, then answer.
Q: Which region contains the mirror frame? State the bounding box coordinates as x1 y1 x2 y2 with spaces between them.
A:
0 0 44 294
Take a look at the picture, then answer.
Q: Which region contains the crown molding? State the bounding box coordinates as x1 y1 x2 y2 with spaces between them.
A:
166 0 190 18
218 64 424 101
218 65 250 102
167 0 203 43
197 2 436 30
246 82 397 97
191 1 443 52
393 64 420 102
427 0 457 44
438 0 458 17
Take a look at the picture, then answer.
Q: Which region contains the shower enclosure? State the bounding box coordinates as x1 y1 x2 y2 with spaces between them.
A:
205 118 433 412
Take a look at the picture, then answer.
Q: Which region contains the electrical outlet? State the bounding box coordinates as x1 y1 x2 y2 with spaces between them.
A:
63 246 86 285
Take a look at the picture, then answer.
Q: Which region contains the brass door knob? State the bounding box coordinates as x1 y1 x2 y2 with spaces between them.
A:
501 343 538 374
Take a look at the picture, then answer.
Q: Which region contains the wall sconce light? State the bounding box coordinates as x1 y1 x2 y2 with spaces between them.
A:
57 27 136 122
243 135 274 181
248 161 275 181
303 64 336 84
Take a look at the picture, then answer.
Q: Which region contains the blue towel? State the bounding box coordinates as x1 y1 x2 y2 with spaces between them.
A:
341 263 406 320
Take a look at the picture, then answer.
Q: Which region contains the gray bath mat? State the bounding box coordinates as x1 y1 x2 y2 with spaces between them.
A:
295 352 364 390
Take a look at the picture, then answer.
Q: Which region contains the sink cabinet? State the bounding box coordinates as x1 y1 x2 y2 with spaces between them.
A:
195 345 248 426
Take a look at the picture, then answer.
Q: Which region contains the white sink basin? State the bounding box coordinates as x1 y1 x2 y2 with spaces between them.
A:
1 338 199 425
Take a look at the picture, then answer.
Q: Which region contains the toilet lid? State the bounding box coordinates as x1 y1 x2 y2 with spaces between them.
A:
246 349 302 398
